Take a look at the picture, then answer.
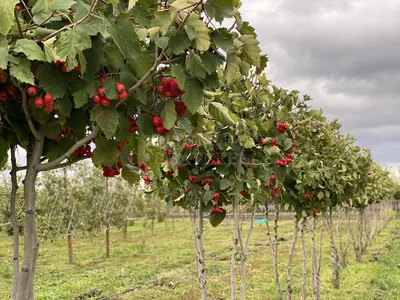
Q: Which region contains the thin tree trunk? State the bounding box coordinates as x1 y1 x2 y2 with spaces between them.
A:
326 209 340 289
311 217 317 298
151 217 155 235
171 208 175 232
239 202 256 300
10 146 20 300
369 207 377 242
190 202 207 300
265 201 283 300
315 218 325 299
231 195 239 300
301 219 307 300
106 228 110 258
68 233 73 264
287 217 299 300
123 220 128 240
348 209 359 262
17 127 45 300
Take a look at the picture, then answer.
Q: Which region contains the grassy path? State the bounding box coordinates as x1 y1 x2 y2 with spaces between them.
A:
0 216 399 299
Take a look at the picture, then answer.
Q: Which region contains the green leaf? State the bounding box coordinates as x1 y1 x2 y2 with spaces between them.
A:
161 99 177 130
267 146 280 154
168 30 192 55
208 102 236 126
82 36 104 79
55 94 73 117
14 39 46 62
0 35 9 69
137 131 146 164
0 137 10 165
182 77 204 112
148 145 164 173
171 65 186 89
201 51 224 75
220 178 229 190
42 37 58 63
151 10 175 36
54 28 92 71
205 0 234 23
45 124 62 139
37 63 70 99
90 105 119 139
211 28 233 51
238 34 261 67
224 52 241 84
104 43 125 70
103 79 118 100
0 0 19 35
92 136 119 166
128 51 154 78
73 0 105 36
202 190 213 205
210 209 226 227
186 51 206 79
121 164 141 184
243 135 255 149
136 114 155 136
108 16 141 59
32 0 75 24
115 114 130 141
72 88 89 108
193 133 211 146
317 191 324 200
67 109 88 139
9 57 34 85
185 14 211 51
128 0 138 10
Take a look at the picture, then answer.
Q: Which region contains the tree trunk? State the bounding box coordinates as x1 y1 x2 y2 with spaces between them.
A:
301 219 307 300
123 220 128 240
172 208 175 232
68 232 73 264
369 207 377 242
311 217 317 298
315 218 325 299
10 146 20 300
265 201 282 300
287 217 299 300
106 228 110 258
239 202 256 300
231 195 239 300
348 209 359 262
190 202 207 300
17 128 45 300
326 210 340 289
151 217 155 235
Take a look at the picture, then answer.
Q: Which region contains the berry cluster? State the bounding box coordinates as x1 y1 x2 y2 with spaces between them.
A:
304 194 314 200
54 126 72 142
174 100 187 116
125 114 137 133
212 192 220 201
188 175 198 183
102 165 120 177
310 208 319 215
143 175 151 185
93 82 127 107
265 175 279 197
211 207 224 214
0 85 20 102
34 93 54 113
74 144 92 158
276 152 295 167
55 60 81 73
157 77 184 98
0 69 8 83
270 139 278 146
117 138 128 151
183 143 199 150
164 149 173 157
277 122 288 134
201 178 214 186
178 163 184 173
138 163 149 173
165 170 174 177
210 159 222 166
152 116 169 136
240 190 249 196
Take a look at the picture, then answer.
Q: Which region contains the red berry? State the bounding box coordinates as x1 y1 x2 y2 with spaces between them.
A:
73 65 81 72
16 5 23 11
260 138 265 144
157 85 164 94
99 77 105 84
101 97 110 107
118 91 128 100
93 94 101 103
6 86 16 95
98 87 105 96
155 126 164 134
165 91 172 98
44 94 53 103
34 97 44 108
152 116 161 127
116 83 125 93
27 86 37 96
161 77 169 86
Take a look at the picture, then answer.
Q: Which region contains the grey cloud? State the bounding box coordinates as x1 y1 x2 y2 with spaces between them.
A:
240 0 400 163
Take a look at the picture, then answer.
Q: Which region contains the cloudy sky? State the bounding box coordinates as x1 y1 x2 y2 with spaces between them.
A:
240 0 400 164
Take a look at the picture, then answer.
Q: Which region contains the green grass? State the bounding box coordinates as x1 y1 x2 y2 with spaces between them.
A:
1 215 400 300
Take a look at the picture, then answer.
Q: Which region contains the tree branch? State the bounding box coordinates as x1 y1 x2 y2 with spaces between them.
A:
35 126 99 172
41 0 99 42
14 8 23 37
14 82 41 141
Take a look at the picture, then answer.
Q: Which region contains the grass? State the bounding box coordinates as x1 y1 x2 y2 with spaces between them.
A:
1 214 400 300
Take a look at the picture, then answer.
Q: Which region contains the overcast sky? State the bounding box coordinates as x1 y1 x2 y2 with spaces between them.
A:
240 0 400 164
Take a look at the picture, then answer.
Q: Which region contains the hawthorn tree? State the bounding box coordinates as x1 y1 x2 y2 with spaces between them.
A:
0 0 266 298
